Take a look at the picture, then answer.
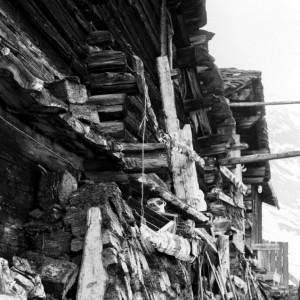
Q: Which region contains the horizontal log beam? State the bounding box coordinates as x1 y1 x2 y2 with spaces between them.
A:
87 94 126 106
219 150 300 166
86 51 127 73
251 243 280 251
88 72 138 94
86 30 115 47
229 100 300 107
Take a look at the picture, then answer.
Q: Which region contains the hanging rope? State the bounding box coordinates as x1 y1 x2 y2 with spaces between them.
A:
138 84 149 225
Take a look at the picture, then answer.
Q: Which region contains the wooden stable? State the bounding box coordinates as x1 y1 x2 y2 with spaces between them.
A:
0 1 295 300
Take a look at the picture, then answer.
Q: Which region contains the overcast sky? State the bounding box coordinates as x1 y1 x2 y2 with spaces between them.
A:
204 0 300 278
205 0 300 101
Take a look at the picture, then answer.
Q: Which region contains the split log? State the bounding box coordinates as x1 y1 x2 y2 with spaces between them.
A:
38 170 77 211
77 207 107 300
87 94 126 106
47 77 88 104
69 104 100 124
88 72 138 95
129 173 210 223
86 51 127 72
20 251 78 299
111 143 169 173
86 31 115 47
96 105 125 121
120 149 169 173
61 114 109 149
29 89 68 114
94 121 125 140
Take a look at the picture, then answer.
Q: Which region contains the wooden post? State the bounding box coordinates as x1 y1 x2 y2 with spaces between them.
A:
217 235 230 283
77 207 107 300
160 0 167 56
282 242 289 288
219 150 300 166
157 56 206 211
229 100 300 107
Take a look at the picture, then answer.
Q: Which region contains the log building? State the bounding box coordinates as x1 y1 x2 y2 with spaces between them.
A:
0 0 293 299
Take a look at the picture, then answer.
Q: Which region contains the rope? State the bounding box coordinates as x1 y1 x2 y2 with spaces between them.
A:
138 85 149 225
0 115 81 171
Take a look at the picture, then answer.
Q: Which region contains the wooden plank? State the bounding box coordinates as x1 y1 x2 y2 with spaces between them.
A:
208 190 244 209
252 244 280 251
282 242 289 288
217 235 230 283
276 242 283 281
77 207 107 300
270 249 276 272
220 166 247 194
289 273 299 286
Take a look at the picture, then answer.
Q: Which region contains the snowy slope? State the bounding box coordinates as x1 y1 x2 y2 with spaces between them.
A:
264 105 300 279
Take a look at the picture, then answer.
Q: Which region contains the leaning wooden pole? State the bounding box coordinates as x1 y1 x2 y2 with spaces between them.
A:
229 100 300 107
76 206 106 300
219 150 300 166
160 0 167 56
